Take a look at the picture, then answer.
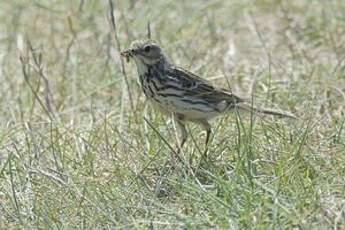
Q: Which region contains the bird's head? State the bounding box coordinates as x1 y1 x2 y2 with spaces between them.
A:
121 40 163 68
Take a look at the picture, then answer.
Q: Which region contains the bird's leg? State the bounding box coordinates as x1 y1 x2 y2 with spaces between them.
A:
199 119 212 147
169 114 187 168
174 114 187 150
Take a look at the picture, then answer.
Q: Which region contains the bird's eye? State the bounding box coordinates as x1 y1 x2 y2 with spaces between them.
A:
144 45 151 52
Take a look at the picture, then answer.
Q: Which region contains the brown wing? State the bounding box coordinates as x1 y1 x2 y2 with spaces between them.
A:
166 66 244 106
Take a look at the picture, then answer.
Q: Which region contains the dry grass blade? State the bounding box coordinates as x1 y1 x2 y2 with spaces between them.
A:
18 38 56 121
108 0 134 114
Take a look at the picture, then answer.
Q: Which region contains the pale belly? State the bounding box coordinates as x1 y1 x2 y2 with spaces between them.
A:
148 96 223 120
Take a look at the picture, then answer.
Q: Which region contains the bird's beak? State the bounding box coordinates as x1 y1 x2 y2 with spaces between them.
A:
120 49 134 62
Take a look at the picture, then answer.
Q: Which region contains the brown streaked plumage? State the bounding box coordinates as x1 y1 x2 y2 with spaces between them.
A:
121 39 296 148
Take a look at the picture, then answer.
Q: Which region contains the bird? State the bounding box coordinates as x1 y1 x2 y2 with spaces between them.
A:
121 39 296 149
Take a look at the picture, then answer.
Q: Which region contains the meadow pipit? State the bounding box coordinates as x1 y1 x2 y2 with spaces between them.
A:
121 40 295 148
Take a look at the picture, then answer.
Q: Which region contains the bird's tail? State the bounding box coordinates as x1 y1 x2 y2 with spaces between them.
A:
237 103 297 119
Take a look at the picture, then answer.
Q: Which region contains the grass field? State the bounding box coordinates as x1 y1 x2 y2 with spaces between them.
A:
1 0 345 229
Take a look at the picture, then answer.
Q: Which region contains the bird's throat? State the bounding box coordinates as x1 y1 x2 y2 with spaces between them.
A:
133 58 149 77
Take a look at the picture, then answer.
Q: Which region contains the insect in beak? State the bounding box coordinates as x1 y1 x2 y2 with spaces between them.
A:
120 49 133 63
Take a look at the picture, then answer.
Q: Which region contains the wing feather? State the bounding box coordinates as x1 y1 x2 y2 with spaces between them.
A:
166 67 244 106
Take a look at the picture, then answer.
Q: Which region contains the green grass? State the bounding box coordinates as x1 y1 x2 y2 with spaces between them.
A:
1 0 345 229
